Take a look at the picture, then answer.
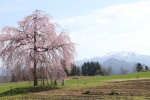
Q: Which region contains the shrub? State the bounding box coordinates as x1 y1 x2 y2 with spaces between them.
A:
111 90 116 95
86 90 90 94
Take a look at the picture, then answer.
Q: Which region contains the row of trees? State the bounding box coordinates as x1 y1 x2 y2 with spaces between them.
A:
82 62 114 76
82 62 102 76
64 62 114 76
9 61 149 83
69 62 150 76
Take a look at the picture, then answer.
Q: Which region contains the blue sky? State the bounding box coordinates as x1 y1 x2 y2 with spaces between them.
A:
0 0 150 60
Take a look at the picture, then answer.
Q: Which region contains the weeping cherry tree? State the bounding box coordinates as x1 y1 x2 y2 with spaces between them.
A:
0 10 76 86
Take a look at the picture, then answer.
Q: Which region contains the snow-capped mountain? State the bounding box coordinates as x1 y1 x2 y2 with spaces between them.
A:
102 51 150 65
75 51 150 66
103 51 150 62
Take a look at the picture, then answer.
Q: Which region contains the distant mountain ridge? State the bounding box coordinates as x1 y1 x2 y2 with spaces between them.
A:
102 51 150 64
75 51 150 66
102 58 136 68
102 58 136 74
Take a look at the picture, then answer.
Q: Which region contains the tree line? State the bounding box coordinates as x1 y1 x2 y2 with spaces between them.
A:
10 61 149 83
67 62 150 77
82 62 102 76
64 61 113 76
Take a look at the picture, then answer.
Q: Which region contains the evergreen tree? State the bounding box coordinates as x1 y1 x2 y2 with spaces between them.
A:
136 63 143 72
64 68 69 77
82 62 87 76
145 66 149 70
95 62 102 75
76 67 80 76
89 61 94 76
87 62 90 76
70 65 77 76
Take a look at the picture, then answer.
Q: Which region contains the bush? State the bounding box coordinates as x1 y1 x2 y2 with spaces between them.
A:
86 90 90 94
111 90 116 95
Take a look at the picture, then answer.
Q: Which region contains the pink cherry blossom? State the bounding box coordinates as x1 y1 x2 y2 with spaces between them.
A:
0 10 76 86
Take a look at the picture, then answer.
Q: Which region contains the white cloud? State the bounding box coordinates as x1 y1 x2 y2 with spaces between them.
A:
95 18 108 23
65 0 150 60
2 0 150 60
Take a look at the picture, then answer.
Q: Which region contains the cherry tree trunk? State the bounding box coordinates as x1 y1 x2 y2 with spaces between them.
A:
33 31 38 86
33 61 38 86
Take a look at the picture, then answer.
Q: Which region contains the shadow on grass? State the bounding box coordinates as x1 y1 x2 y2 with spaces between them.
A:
0 85 60 97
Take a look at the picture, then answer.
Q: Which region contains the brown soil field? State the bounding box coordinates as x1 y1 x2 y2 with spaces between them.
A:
33 79 150 99
2 79 150 100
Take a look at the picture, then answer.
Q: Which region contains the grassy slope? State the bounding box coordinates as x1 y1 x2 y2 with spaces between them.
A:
0 71 150 94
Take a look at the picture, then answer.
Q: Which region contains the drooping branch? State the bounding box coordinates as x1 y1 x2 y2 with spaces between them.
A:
0 10 76 86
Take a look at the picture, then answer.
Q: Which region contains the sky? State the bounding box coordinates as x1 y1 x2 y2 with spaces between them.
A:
0 0 150 60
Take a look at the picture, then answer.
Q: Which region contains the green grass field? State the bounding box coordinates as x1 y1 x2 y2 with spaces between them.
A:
66 71 150 88
0 71 150 99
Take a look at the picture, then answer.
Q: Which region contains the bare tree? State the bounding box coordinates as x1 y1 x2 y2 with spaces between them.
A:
119 66 129 74
102 66 113 76
132 65 137 73
0 10 76 86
